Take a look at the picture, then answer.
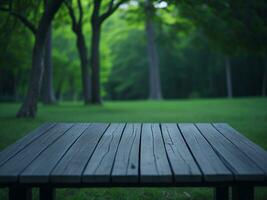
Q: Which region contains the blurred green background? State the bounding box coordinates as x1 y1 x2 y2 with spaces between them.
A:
1 0 267 199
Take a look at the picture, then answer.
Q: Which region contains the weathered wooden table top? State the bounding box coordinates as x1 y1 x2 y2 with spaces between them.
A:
0 123 267 187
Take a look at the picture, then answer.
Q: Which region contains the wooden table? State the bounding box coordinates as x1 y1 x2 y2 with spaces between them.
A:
0 123 266 200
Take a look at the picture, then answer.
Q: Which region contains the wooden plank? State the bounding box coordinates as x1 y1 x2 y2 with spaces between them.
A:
51 123 109 183
214 123 267 177
0 123 55 166
82 123 125 183
196 123 264 181
161 123 202 182
20 124 89 183
140 123 172 183
111 123 141 183
0 123 73 183
179 123 232 182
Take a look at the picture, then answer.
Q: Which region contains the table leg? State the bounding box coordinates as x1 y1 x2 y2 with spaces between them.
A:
232 186 254 200
40 186 55 200
214 186 229 200
9 186 32 200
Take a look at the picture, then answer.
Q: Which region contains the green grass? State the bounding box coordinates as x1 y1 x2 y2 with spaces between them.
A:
0 97 267 199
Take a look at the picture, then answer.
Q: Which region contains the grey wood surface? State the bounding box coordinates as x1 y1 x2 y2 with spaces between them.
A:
112 123 141 183
0 123 73 182
51 123 109 183
0 123 55 166
82 123 125 183
161 123 202 182
20 124 89 183
140 123 172 183
0 122 267 185
179 123 233 182
214 123 267 179
196 123 264 181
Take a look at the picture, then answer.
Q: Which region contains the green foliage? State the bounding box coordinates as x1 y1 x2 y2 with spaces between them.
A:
0 13 33 100
0 0 266 101
178 0 267 56
105 28 148 99
53 23 82 100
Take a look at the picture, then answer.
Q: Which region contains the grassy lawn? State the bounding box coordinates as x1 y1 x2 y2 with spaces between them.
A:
0 97 267 199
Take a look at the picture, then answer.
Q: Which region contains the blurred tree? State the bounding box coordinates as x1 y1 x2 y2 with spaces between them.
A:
177 1 236 98
0 0 57 104
263 60 267 96
105 28 149 99
17 0 64 117
178 0 267 98
144 0 162 99
224 56 232 98
105 6 223 100
0 0 66 117
41 24 57 104
41 0 56 104
0 15 32 101
65 0 92 104
90 0 127 104
0 0 265 104
52 32 81 100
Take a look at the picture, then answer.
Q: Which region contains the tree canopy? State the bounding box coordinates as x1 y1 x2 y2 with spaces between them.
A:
0 0 266 117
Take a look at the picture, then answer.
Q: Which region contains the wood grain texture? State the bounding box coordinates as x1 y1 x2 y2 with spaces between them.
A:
140 123 172 183
0 123 55 166
51 123 109 183
0 123 73 182
161 123 202 182
179 123 233 182
196 123 264 181
112 123 141 183
0 122 266 186
82 123 125 183
214 123 267 178
20 124 89 183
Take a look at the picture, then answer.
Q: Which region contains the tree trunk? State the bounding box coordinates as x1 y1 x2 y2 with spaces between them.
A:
145 0 162 100
42 25 56 104
76 30 91 104
69 75 75 100
55 76 64 101
208 59 214 96
90 22 102 104
262 59 267 97
225 56 233 98
16 0 64 118
16 38 46 117
13 69 20 101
